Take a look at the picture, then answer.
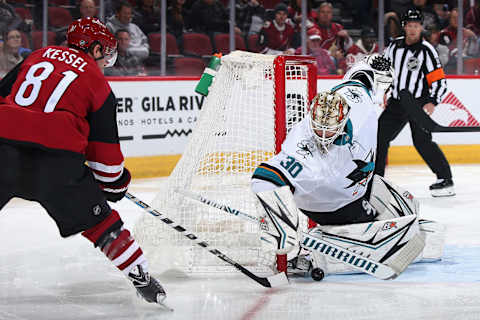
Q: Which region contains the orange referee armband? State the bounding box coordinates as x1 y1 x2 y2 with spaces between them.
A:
426 68 445 86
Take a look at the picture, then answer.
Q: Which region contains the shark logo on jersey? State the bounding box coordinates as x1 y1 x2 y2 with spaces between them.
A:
345 150 375 195
344 88 363 103
296 140 315 158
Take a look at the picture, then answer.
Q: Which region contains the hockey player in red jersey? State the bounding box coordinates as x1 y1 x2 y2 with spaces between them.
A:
0 18 168 307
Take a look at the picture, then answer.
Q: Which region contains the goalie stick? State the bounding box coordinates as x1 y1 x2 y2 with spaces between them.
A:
399 90 480 132
175 190 406 279
125 192 289 288
176 188 295 274
300 232 398 280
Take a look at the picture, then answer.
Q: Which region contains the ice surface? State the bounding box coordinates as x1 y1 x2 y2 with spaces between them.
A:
1 164 480 319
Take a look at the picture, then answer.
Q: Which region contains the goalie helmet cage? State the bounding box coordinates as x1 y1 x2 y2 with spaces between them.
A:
134 51 317 274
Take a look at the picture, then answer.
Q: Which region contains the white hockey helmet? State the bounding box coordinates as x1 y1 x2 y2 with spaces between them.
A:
343 53 394 95
309 90 350 151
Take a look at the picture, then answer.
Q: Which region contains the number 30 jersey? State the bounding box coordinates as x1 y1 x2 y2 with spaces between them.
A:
0 46 124 182
251 81 378 213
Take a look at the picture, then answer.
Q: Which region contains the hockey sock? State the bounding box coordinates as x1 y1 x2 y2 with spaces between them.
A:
82 210 148 276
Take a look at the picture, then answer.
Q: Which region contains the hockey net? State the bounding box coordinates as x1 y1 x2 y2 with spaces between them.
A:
134 51 317 275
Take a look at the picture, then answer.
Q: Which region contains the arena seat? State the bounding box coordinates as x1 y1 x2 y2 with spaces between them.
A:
148 32 180 56
213 33 246 55
173 57 206 76
182 33 213 57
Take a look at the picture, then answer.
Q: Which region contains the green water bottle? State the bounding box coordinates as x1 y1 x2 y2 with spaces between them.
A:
195 53 222 96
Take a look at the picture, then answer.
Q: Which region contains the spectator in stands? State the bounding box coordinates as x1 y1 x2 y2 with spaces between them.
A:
384 0 439 42
385 0 445 39
313 2 351 75
107 1 150 62
236 0 265 37
0 28 31 78
412 0 440 30
386 0 411 17
440 7 478 59
466 0 480 36
72 0 98 20
343 26 379 71
432 0 450 30
287 0 316 28
295 27 335 75
168 0 189 38
424 24 449 66
133 0 162 35
287 0 317 48
71 0 115 21
0 0 30 41
188 0 239 35
105 29 147 76
258 3 295 55
350 0 372 27
314 2 352 52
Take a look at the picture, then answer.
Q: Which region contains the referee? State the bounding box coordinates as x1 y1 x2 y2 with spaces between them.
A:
374 8 455 197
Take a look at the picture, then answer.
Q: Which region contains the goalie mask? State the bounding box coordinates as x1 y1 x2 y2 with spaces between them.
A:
309 91 350 151
344 53 394 95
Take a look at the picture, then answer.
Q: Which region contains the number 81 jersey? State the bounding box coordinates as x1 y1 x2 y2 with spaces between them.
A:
0 46 124 179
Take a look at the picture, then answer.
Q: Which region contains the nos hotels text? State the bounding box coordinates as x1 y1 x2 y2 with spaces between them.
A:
116 95 205 126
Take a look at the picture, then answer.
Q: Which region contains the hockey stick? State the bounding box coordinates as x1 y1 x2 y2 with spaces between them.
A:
125 192 289 288
176 190 403 279
300 232 398 280
175 189 260 224
399 90 480 132
176 188 297 274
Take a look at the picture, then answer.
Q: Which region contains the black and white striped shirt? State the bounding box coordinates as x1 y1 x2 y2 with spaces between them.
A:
385 36 447 104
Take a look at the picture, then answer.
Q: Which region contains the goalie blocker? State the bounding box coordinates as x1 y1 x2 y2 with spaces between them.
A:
255 186 301 273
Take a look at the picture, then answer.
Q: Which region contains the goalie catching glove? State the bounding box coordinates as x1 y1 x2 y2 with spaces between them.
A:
96 168 131 202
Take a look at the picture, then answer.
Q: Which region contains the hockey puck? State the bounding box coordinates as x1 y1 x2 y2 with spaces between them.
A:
311 268 325 281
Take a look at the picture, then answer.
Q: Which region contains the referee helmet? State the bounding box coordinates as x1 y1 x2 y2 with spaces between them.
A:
401 8 423 27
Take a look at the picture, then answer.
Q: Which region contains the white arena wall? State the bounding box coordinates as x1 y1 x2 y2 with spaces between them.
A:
109 76 480 178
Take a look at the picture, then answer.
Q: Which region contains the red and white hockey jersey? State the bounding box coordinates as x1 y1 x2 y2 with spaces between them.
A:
259 20 295 54
345 40 379 70
316 22 345 50
0 46 124 182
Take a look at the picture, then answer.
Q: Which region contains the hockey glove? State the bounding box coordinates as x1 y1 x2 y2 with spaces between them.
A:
97 168 131 202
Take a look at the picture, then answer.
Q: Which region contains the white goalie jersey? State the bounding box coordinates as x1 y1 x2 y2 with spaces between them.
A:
252 80 378 213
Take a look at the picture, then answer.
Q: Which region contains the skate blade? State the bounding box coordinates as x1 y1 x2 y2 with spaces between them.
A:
431 187 455 197
157 300 174 312
135 292 173 311
156 294 173 312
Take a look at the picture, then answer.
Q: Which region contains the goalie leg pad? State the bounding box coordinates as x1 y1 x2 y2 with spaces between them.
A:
416 219 446 262
302 215 425 277
370 174 419 220
370 175 445 263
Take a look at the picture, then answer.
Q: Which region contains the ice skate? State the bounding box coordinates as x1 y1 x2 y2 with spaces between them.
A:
429 179 455 197
128 265 172 311
287 254 312 277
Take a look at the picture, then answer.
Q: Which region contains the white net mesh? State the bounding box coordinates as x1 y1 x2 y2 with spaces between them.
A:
133 51 315 275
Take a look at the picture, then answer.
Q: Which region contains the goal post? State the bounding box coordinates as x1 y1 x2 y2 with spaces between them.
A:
273 54 318 152
133 51 317 275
